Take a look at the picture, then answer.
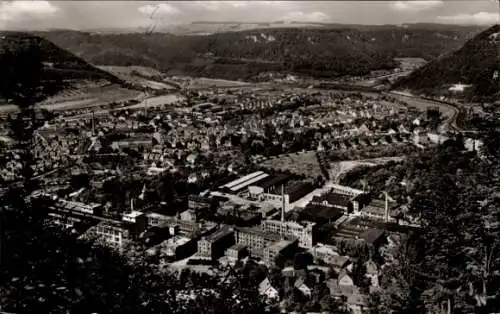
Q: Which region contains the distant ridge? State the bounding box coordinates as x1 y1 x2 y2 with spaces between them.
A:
37 25 485 81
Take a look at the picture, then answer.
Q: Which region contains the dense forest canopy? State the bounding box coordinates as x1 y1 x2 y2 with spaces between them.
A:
34 25 484 80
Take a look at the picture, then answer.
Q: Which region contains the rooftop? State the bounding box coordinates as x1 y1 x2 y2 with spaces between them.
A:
267 239 297 251
368 199 398 210
359 228 385 244
235 226 282 242
56 199 101 214
311 243 339 256
94 219 134 230
221 171 266 189
203 226 234 242
228 243 247 251
312 192 353 208
285 181 313 195
164 235 191 247
302 204 344 221
263 219 316 230
230 173 270 192
188 195 212 202
146 212 169 219
254 174 290 190
123 210 143 218
323 255 350 267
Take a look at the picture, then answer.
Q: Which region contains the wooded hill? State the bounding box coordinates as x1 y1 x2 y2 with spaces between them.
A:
392 24 500 101
0 32 121 84
36 25 484 80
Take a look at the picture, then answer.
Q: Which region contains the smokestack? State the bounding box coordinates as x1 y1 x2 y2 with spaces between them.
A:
384 191 389 223
91 111 95 136
130 198 134 213
281 184 285 240
281 184 285 223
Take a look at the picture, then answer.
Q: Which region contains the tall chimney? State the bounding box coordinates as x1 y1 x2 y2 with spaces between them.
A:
130 198 134 213
384 191 389 223
91 111 95 136
281 184 285 223
281 184 285 240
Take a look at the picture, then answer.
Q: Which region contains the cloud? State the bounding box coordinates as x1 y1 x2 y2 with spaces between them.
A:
138 3 180 17
279 11 329 22
254 1 287 6
391 1 443 12
193 1 286 11
0 0 59 22
437 12 500 25
193 1 249 11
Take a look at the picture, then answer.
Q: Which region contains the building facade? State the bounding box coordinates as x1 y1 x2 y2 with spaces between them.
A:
234 227 281 258
263 239 298 266
82 220 133 250
188 195 212 211
225 243 248 260
261 220 316 248
197 226 235 260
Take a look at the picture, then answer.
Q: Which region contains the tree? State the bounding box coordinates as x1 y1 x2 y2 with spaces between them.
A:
318 295 351 314
375 234 425 314
379 134 500 313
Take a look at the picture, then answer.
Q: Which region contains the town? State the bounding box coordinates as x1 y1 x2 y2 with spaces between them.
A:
0 78 489 313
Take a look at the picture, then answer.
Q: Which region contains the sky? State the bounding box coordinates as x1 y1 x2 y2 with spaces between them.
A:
0 0 499 30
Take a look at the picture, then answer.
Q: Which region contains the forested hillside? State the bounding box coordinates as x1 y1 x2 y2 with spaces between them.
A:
393 24 500 100
37 26 484 80
0 32 121 84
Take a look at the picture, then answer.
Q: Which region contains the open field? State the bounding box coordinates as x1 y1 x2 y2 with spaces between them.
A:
97 65 164 78
394 57 427 71
125 94 184 110
181 77 251 89
329 156 404 183
260 151 323 178
0 84 143 114
97 65 177 90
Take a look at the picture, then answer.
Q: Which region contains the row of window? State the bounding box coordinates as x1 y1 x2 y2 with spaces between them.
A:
149 218 159 225
96 226 122 236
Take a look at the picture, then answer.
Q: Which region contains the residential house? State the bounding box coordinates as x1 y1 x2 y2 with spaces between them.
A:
294 277 312 298
258 278 279 301
325 255 351 272
359 228 387 248
346 293 370 314
310 243 340 260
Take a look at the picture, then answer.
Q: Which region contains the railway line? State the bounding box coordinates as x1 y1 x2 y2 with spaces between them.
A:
385 91 483 135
